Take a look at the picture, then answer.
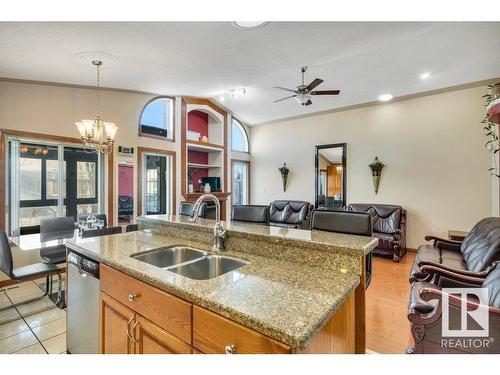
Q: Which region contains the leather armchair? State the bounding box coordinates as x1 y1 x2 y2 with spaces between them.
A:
407 264 500 354
269 200 313 230
410 217 500 285
346 203 406 262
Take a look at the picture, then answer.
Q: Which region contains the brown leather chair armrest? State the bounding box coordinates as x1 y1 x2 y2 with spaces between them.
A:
420 287 500 319
419 264 487 285
424 235 462 251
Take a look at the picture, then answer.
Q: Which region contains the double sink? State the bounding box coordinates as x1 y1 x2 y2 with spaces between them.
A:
131 246 248 280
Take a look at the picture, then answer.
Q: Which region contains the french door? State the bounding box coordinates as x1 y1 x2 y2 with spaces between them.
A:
140 150 174 216
7 139 104 235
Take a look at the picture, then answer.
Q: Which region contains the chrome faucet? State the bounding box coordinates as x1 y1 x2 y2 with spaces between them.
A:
191 193 228 251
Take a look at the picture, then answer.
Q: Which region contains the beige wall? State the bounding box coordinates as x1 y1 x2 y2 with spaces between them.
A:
249 86 494 249
0 80 182 223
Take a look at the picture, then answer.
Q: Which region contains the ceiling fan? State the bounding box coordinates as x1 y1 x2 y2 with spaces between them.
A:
273 67 340 106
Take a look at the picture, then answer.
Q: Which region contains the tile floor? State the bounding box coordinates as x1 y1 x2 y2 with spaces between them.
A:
0 277 66 354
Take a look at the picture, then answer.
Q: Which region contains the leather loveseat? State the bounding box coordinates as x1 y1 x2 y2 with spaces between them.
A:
407 263 500 354
346 203 406 262
269 200 313 230
410 217 500 286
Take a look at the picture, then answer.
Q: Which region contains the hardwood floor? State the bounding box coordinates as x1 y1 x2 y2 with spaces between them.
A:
366 251 415 354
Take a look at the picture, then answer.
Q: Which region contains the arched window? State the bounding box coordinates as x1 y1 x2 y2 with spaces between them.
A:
139 96 174 140
231 118 249 153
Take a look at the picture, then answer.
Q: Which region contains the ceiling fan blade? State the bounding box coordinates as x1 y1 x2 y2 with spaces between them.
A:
310 90 341 95
273 95 296 103
303 99 313 106
305 78 323 92
273 86 297 93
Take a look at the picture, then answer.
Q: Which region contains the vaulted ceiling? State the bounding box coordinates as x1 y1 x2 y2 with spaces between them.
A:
1 22 499 124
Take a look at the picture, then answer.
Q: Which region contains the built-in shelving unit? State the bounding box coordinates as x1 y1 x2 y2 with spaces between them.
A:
181 98 229 217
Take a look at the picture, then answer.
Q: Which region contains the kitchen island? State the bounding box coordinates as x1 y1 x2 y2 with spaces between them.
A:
66 215 377 354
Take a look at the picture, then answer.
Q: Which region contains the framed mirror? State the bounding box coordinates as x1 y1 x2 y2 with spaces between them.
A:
315 143 347 209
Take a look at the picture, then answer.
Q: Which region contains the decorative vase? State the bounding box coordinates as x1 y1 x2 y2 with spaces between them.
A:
369 157 385 194
188 183 194 193
279 162 289 192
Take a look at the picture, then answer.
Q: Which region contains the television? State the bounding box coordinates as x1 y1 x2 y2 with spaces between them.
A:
200 177 221 192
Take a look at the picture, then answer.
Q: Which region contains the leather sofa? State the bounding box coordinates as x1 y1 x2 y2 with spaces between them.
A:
407 263 500 354
232 205 269 224
269 200 313 230
410 217 500 286
346 203 406 262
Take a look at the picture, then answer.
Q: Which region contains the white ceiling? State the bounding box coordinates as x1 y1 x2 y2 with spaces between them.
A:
1 22 499 125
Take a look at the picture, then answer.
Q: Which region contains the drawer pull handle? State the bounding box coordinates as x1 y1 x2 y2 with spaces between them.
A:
224 344 236 354
128 294 137 302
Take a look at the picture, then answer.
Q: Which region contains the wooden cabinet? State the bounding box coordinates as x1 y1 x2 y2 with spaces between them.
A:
99 264 356 354
99 292 135 354
100 292 192 354
134 315 192 354
193 306 291 354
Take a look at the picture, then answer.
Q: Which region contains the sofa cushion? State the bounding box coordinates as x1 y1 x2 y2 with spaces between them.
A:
373 232 395 251
269 200 311 226
461 217 500 272
483 264 500 308
347 203 402 234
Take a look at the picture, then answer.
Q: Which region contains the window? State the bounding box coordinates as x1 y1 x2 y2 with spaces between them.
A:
139 97 174 139
232 161 249 205
231 119 249 153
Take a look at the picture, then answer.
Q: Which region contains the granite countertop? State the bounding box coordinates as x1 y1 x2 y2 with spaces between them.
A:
141 214 378 256
66 229 360 349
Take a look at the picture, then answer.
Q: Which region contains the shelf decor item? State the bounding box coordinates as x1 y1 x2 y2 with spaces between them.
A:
369 157 385 194
279 162 289 192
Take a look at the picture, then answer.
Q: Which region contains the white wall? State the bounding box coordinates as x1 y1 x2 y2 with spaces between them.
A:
250 86 495 249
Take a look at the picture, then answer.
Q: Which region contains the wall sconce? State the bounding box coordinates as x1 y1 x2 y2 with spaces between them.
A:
369 156 385 194
279 162 289 192
336 165 343 174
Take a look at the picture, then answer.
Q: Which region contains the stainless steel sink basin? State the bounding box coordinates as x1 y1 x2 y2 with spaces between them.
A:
131 246 206 268
168 255 248 280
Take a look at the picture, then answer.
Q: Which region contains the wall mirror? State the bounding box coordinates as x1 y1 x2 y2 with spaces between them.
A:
315 143 347 209
117 161 134 224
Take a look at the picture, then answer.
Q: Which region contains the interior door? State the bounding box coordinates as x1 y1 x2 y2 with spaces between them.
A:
99 292 136 354
134 315 192 354
144 154 167 215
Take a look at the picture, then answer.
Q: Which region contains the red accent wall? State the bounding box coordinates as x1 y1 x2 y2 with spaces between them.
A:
118 164 134 197
188 110 209 139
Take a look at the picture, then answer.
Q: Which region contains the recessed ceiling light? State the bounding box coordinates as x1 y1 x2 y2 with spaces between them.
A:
230 88 246 98
378 94 393 102
219 96 225 102
420 72 431 80
231 21 269 30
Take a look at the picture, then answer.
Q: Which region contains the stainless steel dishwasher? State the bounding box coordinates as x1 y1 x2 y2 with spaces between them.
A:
67 251 100 354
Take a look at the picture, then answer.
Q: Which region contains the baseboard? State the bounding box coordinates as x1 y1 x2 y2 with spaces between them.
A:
406 247 417 253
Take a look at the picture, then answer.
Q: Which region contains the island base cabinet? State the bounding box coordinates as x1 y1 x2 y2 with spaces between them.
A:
100 292 193 354
135 315 192 354
100 292 135 354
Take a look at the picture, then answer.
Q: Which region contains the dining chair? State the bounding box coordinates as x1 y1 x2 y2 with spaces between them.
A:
0 230 63 311
126 224 139 232
310 209 374 287
81 225 123 238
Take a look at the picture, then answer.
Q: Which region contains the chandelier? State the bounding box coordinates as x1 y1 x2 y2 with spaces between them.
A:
75 60 117 154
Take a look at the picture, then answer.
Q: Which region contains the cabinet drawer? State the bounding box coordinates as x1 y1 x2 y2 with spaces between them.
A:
193 306 291 354
100 264 192 344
